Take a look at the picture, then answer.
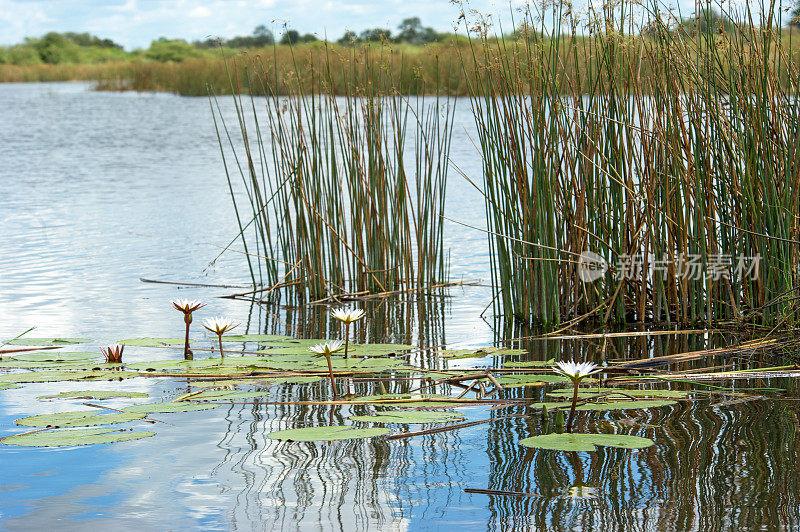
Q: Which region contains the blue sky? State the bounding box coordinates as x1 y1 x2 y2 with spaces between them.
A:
0 0 516 48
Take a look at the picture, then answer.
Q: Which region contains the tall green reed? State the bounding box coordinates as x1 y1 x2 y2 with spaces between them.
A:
212 45 455 301
463 0 800 327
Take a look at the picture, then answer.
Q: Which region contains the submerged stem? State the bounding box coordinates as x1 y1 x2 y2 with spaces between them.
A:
566 380 579 433
183 314 192 360
325 353 339 399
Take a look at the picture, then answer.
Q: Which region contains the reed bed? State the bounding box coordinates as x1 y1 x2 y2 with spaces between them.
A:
467 1 800 327
212 47 455 301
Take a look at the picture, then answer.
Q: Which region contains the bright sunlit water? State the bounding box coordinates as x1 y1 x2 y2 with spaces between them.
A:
0 82 798 531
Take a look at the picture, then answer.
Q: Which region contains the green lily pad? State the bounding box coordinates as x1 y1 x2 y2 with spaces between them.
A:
529 400 677 411
11 352 98 363
15 410 146 428
350 410 466 424
0 383 21 390
519 433 655 451
188 379 264 387
188 390 267 400
3 338 91 346
502 359 555 368
221 334 293 342
0 370 139 384
37 390 149 400
320 357 408 371
497 374 571 387
1 428 155 447
259 342 415 357
267 425 390 442
547 388 689 399
123 402 220 414
485 348 529 357
119 338 189 347
351 393 465 408
439 349 488 359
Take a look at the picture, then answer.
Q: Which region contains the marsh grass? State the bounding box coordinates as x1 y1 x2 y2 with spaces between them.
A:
212 45 455 301
465 0 800 327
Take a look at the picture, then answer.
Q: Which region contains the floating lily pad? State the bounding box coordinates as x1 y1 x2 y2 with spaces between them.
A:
267 425 390 442
188 379 265 387
15 410 146 428
3 338 91 346
351 393 464 408
118 338 189 347
0 370 139 384
0 383 21 390
221 334 293 342
350 410 466 424
519 433 655 451
485 348 529 357
321 357 408 371
189 390 268 400
11 352 98 363
259 342 415 357
37 390 149 400
1 428 155 447
547 388 689 399
497 374 571 387
123 402 220 414
502 359 555 368
529 400 677 411
439 349 488 359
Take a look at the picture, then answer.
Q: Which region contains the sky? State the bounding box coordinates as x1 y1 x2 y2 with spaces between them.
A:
0 0 519 49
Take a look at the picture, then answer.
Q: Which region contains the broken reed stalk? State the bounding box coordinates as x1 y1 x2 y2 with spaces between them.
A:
462 0 800 327
212 44 455 303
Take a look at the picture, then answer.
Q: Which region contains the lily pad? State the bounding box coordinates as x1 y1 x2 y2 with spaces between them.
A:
11 352 98 363
351 394 465 408
3 338 91 346
0 383 21 390
118 338 189 347
221 334 293 342
1 428 155 447
497 374 571 387
350 410 466 424
15 410 146 428
529 400 677 411
267 425 390 442
519 433 655 451
259 342 415 357
502 359 555 368
188 390 268 400
123 402 220 414
37 390 149 400
321 357 408 371
547 388 689 399
439 349 488 360
0 370 139 384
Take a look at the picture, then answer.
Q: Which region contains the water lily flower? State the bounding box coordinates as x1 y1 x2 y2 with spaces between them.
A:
309 340 344 398
171 299 206 314
331 307 365 324
101 344 124 364
203 317 239 358
331 307 365 360
552 360 602 433
171 299 205 360
552 361 602 383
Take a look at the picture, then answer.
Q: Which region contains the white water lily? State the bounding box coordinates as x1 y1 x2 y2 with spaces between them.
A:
202 317 239 336
330 307 366 324
171 298 205 314
309 340 345 356
552 360 603 433
552 360 602 383
309 340 345 398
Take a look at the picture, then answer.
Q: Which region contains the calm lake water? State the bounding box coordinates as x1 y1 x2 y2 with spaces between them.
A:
0 82 798 531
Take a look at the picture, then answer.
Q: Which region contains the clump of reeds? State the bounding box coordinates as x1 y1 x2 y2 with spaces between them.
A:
212 44 455 301
463 0 800 327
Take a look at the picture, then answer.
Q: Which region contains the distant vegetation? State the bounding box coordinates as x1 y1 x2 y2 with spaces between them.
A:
0 18 452 66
